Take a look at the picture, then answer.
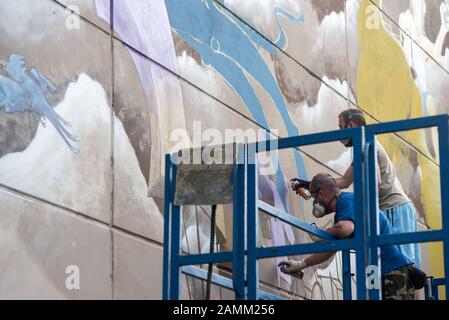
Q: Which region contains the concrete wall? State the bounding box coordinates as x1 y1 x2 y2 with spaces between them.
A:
0 0 448 299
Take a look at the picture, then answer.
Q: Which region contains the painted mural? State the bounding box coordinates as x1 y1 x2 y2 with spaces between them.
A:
0 54 79 153
0 0 448 299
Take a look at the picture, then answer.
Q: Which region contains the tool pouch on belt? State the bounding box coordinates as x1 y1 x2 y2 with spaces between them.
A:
407 265 427 289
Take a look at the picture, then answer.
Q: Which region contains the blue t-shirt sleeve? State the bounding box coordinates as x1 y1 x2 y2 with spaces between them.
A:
335 195 355 224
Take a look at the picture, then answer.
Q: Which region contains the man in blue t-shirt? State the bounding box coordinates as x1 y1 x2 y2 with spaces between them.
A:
278 173 415 300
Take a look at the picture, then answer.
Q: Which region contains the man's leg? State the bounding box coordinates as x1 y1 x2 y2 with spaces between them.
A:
382 266 416 300
386 202 422 268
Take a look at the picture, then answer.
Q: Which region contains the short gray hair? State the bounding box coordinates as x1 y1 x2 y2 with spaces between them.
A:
310 173 338 194
338 109 366 127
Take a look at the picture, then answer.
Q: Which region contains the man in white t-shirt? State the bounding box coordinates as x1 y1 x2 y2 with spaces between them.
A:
338 109 421 268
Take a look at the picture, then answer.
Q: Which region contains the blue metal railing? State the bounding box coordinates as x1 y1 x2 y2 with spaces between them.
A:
163 115 449 300
364 115 449 299
425 277 445 299
246 126 366 299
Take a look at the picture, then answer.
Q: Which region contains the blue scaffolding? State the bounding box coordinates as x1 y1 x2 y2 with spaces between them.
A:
162 115 449 300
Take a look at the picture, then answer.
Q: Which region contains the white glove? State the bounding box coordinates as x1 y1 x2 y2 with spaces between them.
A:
278 259 307 279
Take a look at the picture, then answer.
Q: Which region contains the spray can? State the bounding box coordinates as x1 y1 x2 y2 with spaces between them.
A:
291 179 312 200
296 187 311 200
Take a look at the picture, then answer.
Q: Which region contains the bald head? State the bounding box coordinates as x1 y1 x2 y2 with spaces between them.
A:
310 173 339 195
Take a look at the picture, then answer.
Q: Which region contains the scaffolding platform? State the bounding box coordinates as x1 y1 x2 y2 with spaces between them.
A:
163 115 449 300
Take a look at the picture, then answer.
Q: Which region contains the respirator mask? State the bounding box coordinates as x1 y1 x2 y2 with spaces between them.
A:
312 200 328 218
311 187 337 218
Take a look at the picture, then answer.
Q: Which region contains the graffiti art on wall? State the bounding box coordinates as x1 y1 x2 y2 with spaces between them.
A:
165 0 307 179
165 0 312 285
0 54 79 153
95 0 187 199
1 0 448 300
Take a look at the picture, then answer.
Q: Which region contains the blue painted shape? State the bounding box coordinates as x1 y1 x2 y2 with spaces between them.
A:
273 6 304 49
217 2 304 53
165 0 308 210
0 54 79 153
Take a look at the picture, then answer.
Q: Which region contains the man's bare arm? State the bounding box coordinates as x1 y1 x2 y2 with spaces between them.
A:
335 162 381 189
304 251 336 267
304 221 354 267
335 166 354 189
326 220 355 239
